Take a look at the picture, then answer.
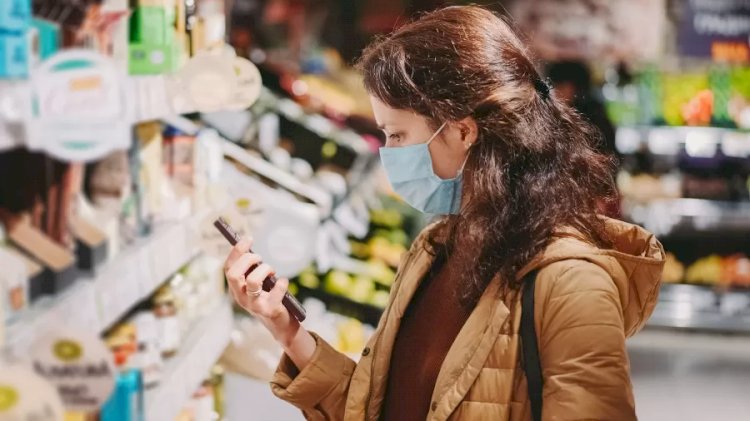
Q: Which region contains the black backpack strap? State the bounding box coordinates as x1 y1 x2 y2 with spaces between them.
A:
521 270 543 421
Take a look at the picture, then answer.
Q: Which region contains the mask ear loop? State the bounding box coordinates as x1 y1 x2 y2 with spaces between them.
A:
456 141 474 175
425 122 448 146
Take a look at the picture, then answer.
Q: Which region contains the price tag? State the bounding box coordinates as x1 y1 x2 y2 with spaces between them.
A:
31 327 116 412
25 50 133 163
0 363 65 421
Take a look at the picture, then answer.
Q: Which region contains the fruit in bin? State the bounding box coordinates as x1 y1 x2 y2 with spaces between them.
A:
368 236 391 254
324 270 353 295
720 254 750 287
662 253 685 283
366 258 396 286
350 275 376 303
298 271 320 289
370 208 403 228
681 89 713 126
733 256 750 287
288 282 299 296
368 237 408 268
370 290 390 309
349 240 370 259
685 255 722 284
337 318 365 354
388 229 409 247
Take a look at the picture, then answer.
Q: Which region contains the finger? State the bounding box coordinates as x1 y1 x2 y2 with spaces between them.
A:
224 236 253 271
245 263 274 292
226 253 262 293
267 278 288 306
262 278 289 319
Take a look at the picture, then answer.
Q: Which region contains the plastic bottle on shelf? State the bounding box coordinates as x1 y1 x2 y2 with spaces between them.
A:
153 286 181 359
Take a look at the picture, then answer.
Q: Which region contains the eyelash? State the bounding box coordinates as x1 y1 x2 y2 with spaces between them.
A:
388 133 402 142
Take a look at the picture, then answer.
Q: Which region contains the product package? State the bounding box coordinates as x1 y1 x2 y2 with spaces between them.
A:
100 369 145 421
0 0 31 78
0 246 28 321
128 2 182 74
7 216 76 300
69 214 108 271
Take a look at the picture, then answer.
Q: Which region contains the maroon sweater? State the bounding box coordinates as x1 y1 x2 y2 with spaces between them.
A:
380 255 473 420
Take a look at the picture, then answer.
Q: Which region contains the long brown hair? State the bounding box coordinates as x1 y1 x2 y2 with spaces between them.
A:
358 6 617 305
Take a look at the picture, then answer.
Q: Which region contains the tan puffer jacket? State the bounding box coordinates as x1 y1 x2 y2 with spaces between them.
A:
271 218 665 420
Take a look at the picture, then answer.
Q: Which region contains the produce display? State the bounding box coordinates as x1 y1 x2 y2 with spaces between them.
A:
291 204 420 324
666 253 750 288
607 66 750 128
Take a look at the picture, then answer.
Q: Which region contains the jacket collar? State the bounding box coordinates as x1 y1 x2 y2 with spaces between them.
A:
367 234 513 420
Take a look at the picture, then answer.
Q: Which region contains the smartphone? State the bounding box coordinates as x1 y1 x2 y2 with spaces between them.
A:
214 217 307 322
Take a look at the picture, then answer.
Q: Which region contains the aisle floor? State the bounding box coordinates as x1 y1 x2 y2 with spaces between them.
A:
225 329 750 421
628 330 750 420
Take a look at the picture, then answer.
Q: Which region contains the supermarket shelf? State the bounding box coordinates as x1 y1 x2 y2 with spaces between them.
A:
4 208 215 357
0 76 197 154
295 284 384 327
616 126 750 158
260 89 371 155
624 198 750 237
647 284 750 334
145 300 233 421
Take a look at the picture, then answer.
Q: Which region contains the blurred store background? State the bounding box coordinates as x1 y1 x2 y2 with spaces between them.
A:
1 0 749 420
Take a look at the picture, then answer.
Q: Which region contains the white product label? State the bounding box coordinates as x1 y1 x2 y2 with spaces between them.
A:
157 315 181 355
30 327 116 412
226 57 263 111
0 363 65 421
25 50 133 163
178 52 238 113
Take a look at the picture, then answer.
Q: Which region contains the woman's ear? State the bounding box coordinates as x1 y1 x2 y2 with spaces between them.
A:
456 116 478 150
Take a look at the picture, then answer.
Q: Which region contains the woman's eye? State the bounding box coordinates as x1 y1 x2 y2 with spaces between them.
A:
388 133 401 142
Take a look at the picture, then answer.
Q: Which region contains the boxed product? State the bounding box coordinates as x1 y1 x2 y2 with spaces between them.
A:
30 18 60 61
0 31 28 78
130 6 176 45
128 40 181 74
70 214 108 271
7 218 77 300
0 0 31 31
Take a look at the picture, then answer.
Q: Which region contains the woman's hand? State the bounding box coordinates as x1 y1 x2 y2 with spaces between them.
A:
224 237 317 369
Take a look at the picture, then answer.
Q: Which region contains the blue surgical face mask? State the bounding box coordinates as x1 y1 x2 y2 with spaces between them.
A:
379 123 465 215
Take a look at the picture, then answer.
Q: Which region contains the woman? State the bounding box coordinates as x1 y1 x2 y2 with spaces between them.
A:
224 6 665 421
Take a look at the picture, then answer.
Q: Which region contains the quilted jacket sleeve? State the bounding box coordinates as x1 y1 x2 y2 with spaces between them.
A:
536 261 636 421
270 332 357 420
